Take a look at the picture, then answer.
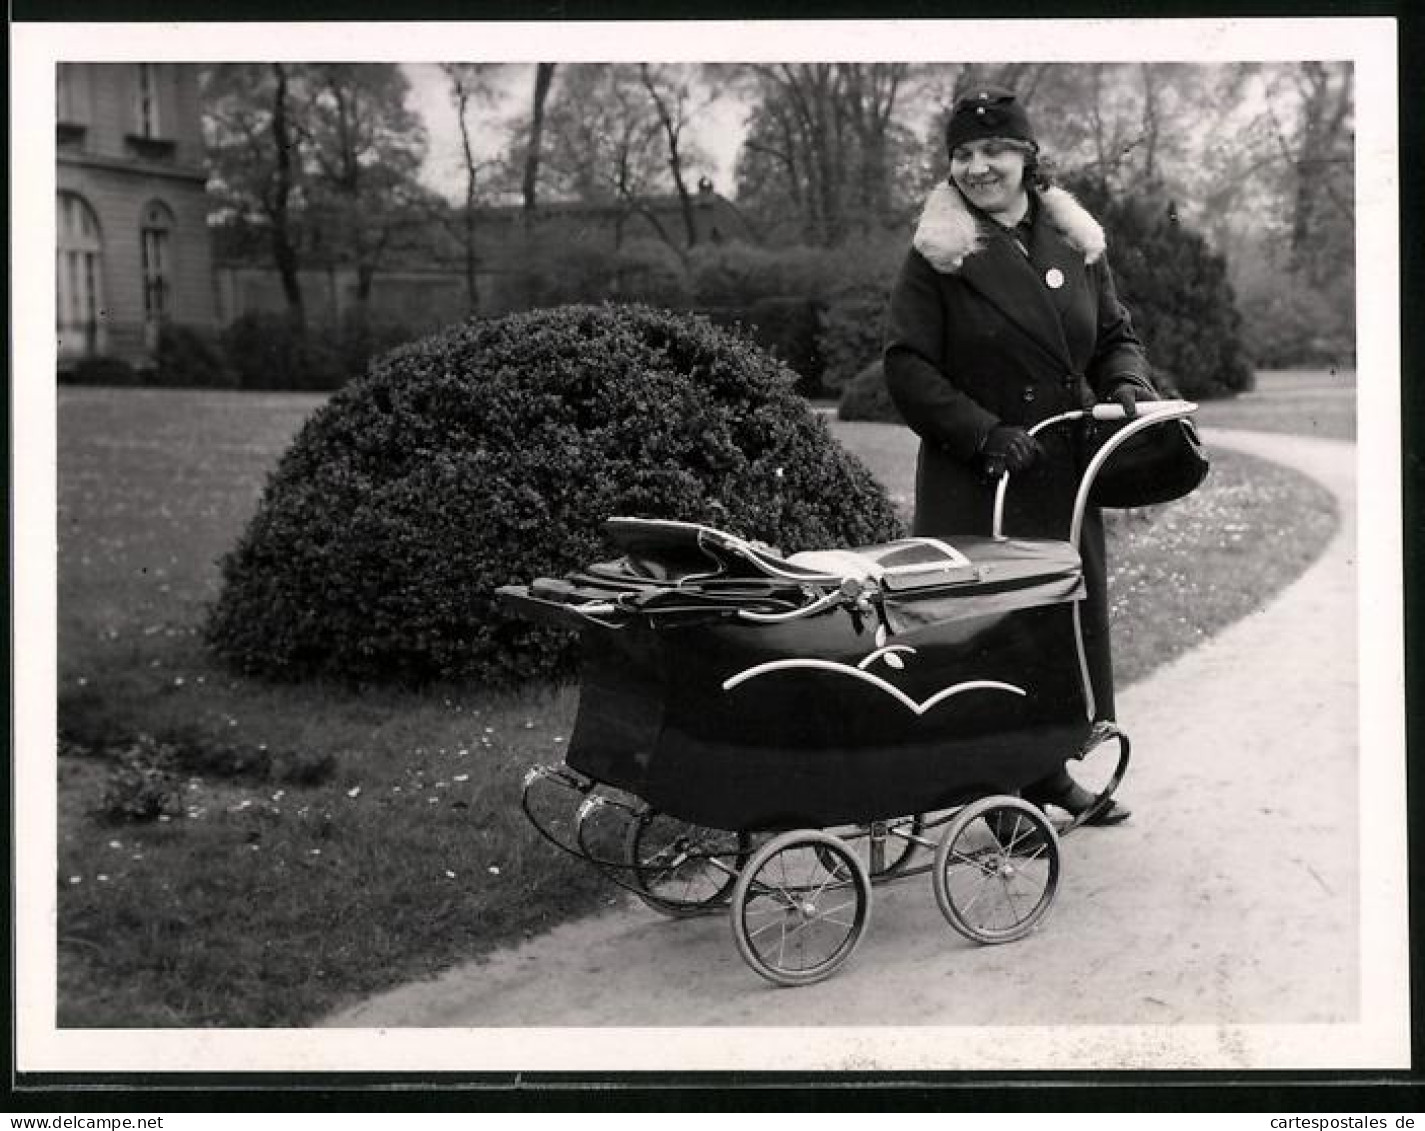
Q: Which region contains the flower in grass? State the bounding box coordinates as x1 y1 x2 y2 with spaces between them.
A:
487 866 501 876
453 774 469 783
346 786 361 799
108 840 123 850
445 870 457 879
68 875 81 885
97 874 110 883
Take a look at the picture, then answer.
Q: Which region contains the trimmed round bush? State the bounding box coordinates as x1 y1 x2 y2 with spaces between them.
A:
205 303 904 687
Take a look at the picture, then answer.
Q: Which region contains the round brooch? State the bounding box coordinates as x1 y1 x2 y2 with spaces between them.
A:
1045 268 1065 289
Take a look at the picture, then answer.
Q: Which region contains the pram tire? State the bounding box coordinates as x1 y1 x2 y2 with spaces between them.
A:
624 808 749 918
731 829 872 987
933 796 1061 945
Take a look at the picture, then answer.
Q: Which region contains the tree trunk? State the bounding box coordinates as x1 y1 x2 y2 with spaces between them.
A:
455 81 480 314
640 64 698 250
1141 63 1161 184
269 63 305 324
522 63 557 226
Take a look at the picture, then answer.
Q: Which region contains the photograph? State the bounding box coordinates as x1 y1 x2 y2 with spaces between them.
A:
12 14 1409 1080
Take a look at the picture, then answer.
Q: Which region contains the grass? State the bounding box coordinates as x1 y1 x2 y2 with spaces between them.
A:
54 374 1347 1026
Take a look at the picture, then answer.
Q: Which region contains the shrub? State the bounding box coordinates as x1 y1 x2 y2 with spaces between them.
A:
688 243 808 306
1232 257 1354 370
518 236 693 310
818 293 890 395
62 354 138 388
205 303 903 686
1063 177 1254 400
221 311 419 392
98 735 180 824
150 324 236 389
221 312 343 391
704 296 822 395
689 238 903 309
838 359 905 425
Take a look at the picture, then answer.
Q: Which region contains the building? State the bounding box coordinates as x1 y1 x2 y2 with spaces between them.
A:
56 62 218 369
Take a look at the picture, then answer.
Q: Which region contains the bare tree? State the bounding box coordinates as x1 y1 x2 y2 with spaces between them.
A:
733 62 918 245
640 63 706 250
441 62 502 313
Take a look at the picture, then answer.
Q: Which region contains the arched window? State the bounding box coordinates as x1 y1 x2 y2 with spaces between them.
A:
56 192 106 358
140 200 175 344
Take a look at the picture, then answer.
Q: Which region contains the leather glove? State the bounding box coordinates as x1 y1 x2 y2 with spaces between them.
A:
1107 381 1158 419
979 425 1044 480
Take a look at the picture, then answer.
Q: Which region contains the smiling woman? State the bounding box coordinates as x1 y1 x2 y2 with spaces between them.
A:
884 83 1164 825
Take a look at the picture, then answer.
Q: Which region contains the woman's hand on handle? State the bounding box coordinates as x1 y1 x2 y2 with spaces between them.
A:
980 424 1045 481
1106 382 1158 419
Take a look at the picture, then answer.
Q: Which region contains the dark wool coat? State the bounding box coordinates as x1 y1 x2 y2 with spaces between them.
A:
883 182 1156 721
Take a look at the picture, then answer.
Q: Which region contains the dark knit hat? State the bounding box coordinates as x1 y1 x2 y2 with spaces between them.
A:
945 85 1037 155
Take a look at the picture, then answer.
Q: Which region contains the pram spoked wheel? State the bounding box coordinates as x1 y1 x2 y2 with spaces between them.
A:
731 829 872 987
933 796 1060 944
624 807 749 918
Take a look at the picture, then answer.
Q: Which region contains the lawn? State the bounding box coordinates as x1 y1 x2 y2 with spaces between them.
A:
54 376 1344 1026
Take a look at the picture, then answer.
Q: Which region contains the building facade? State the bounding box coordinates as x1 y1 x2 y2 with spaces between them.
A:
56 62 218 368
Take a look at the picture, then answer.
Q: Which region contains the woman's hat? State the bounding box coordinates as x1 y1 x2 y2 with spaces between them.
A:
945 86 1037 155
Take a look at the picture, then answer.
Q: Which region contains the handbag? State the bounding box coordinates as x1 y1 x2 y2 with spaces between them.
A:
1086 413 1210 509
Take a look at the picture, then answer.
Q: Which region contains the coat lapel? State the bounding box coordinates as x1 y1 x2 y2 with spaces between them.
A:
956 229 1072 370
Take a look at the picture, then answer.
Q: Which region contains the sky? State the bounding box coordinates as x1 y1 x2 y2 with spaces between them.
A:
402 62 750 204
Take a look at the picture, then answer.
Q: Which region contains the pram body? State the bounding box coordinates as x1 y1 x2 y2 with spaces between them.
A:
504 522 1091 832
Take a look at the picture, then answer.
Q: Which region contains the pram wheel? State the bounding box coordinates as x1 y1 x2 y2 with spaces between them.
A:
933 796 1060 945
625 808 748 918
731 830 872 987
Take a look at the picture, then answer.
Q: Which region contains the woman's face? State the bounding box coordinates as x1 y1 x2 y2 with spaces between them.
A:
950 138 1030 216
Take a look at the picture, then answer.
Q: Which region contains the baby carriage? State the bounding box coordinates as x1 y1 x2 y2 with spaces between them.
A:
499 400 1201 986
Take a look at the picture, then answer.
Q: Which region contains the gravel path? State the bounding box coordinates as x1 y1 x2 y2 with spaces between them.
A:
322 430 1385 1070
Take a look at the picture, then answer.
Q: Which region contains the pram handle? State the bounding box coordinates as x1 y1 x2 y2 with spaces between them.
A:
991 399 1198 545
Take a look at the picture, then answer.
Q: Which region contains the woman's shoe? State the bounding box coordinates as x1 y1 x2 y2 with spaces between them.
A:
1024 776 1131 826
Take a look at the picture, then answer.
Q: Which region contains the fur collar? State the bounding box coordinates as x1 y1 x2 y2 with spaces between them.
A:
912 182 1107 274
